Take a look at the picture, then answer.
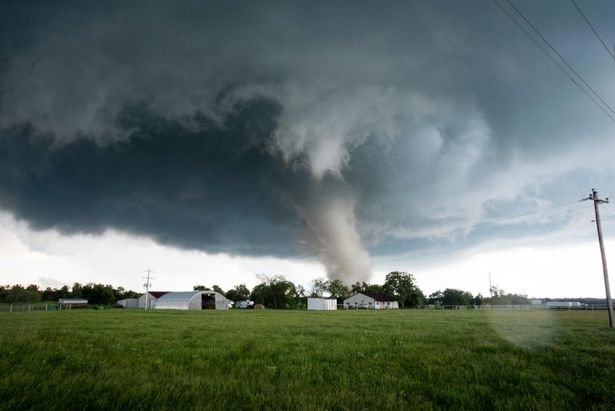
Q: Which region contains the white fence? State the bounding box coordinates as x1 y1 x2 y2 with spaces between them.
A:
0 303 60 312
420 304 612 310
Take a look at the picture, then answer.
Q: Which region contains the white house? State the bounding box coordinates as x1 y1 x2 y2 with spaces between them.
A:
153 291 230 310
307 298 337 311
343 293 399 310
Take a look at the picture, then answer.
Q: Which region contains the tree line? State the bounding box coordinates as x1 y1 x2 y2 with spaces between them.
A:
195 272 529 309
1 272 530 308
0 283 139 305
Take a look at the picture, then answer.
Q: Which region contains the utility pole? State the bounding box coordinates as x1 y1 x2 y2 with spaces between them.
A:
583 189 614 328
143 269 154 311
489 273 493 297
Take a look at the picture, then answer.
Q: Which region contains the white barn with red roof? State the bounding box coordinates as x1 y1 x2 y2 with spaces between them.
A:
343 293 399 309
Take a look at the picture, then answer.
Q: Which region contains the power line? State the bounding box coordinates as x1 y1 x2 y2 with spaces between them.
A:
491 0 615 123
504 0 615 117
472 199 583 230
570 0 615 64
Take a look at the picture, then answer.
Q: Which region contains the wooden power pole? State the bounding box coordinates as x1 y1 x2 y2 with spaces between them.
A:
584 189 614 328
143 269 154 311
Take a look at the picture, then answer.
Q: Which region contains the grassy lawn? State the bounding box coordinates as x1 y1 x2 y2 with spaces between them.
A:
1 309 614 410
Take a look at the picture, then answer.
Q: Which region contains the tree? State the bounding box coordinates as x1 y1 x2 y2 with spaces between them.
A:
383 272 424 308
71 282 83 297
4 284 41 303
484 290 529 305
441 288 473 306
226 284 251 303
212 285 225 296
429 288 474 306
472 293 483 306
310 278 329 297
351 281 385 295
193 285 211 291
327 279 350 303
79 283 116 305
251 275 297 309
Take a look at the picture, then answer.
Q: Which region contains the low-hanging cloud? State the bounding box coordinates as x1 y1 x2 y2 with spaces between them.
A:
2 0 615 281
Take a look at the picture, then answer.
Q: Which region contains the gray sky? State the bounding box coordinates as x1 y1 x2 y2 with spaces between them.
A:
1 0 615 296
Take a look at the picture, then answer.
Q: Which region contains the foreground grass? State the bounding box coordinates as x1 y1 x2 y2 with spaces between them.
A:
1 309 614 410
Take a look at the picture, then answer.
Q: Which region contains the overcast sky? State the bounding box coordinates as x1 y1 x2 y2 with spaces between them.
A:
1 0 615 298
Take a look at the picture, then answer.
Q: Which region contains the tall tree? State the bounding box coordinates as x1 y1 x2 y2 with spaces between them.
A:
327 279 350 303
193 285 211 291
226 284 251 303
251 275 297 309
310 278 329 297
351 281 385 295
383 272 424 308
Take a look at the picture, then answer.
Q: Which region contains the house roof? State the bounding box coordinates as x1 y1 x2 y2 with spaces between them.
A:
362 292 397 302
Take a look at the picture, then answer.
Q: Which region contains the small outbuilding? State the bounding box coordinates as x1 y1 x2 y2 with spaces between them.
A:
58 298 88 309
117 298 139 308
343 293 399 310
307 298 337 311
154 291 230 310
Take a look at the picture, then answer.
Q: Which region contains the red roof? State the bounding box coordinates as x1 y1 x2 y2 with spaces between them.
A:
362 292 397 302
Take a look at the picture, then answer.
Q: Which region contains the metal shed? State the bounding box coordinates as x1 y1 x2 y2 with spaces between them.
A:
138 291 169 309
58 298 88 309
307 298 337 310
154 291 230 310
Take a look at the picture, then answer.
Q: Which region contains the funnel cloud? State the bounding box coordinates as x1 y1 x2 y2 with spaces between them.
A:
1 1 615 284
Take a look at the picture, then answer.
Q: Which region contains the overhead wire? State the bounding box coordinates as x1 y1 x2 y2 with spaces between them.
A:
504 0 615 116
491 0 615 123
569 0 615 64
471 199 584 230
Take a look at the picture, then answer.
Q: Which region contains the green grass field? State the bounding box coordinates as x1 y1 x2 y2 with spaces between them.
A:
1 309 614 410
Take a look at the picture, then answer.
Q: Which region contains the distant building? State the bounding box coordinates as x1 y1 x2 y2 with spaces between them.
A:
343 293 399 309
58 298 88 309
237 300 254 309
307 298 337 311
138 291 170 309
546 301 585 309
117 298 139 308
153 291 230 310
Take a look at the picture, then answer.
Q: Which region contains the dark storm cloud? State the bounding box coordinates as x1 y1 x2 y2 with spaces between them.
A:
1 0 615 278
0 96 303 255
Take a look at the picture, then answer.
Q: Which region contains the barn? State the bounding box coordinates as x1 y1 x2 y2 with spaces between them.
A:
307 298 337 310
343 293 399 309
154 291 230 310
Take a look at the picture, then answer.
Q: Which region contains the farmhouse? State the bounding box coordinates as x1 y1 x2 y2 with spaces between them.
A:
307 298 337 311
154 291 230 310
343 293 399 309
